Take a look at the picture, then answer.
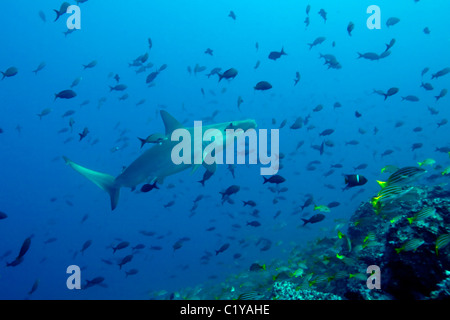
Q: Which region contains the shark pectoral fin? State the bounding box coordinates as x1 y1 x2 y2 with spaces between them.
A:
63 156 120 210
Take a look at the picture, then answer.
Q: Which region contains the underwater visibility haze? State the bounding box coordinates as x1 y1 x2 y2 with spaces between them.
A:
1 0 450 300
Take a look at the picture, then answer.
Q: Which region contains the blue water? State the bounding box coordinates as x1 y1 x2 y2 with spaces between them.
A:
0 0 449 299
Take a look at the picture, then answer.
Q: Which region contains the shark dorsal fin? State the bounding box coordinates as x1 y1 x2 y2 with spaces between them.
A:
160 110 184 136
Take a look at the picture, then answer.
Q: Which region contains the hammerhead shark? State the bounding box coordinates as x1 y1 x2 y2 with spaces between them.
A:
63 110 257 210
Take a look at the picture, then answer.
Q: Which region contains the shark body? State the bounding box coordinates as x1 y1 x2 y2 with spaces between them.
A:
64 110 257 210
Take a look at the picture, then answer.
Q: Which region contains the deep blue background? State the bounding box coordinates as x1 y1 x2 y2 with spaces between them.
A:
0 0 449 299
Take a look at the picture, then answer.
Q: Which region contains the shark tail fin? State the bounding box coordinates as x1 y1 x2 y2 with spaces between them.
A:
63 156 120 210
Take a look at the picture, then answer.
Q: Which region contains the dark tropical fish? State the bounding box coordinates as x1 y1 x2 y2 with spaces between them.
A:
218 68 238 82
125 269 139 277
150 245 162 251
294 72 300 86
313 104 323 112
37 108 52 120
304 16 310 28
6 257 24 267
15 236 32 261
194 64 207 75
62 110 76 118
109 84 127 91
306 4 311 15
83 60 97 69
63 28 76 37
203 48 213 56
172 240 184 252
357 52 379 61
32 61 46 75
140 182 159 193
237 96 244 110
71 76 82 88
38 10 46 22
28 279 40 295
0 211 7 220
220 185 240 199
435 146 450 153
79 127 89 141
135 99 146 106
84 277 105 289
385 39 396 52
138 133 167 148
247 221 261 227
206 67 221 78
381 149 394 157
227 165 236 179
328 201 340 208
343 174 368 190
81 214 88 224
164 200 175 208
318 9 327 23
401 95 420 102
1 67 18 80
113 241 130 254
44 237 57 244
422 67 430 77
268 48 287 61
80 240 92 255
435 89 447 101
301 196 314 211
347 22 354 36
308 37 326 50
411 143 423 151
319 129 334 136
263 175 285 184
431 67 450 80
228 11 236 20
345 140 359 146
302 213 325 226
54 89 76 101
290 117 303 129
420 82 433 91
118 255 133 269
147 37 153 51
53 2 70 21
354 163 368 170
386 17 400 27
158 64 167 72
379 51 391 59
215 243 230 255
383 87 399 100
279 119 287 129
198 169 214 187
249 263 266 271
436 119 447 128
243 200 257 207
